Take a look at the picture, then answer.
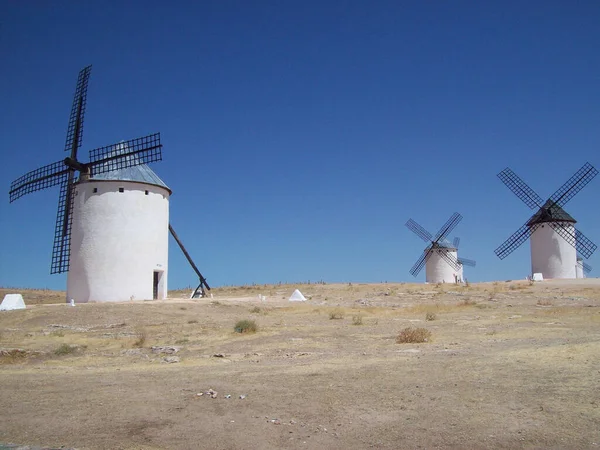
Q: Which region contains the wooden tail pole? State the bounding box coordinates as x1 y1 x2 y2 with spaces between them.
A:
168 224 211 294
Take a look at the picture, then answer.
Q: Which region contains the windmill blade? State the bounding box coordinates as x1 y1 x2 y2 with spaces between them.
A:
88 133 162 175
406 219 433 242
453 237 460 249
51 174 75 274
438 249 460 271
64 65 92 157
497 168 544 210
9 160 70 202
582 261 592 274
549 162 598 208
433 212 462 243
495 222 538 260
458 257 476 267
409 246 433 277
575 229 598 259
546 222 598 259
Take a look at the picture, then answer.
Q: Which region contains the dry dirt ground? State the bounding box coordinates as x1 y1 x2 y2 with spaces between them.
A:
0 280 599 450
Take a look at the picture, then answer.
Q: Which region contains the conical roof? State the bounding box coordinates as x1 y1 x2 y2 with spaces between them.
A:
527 199 576 226
88 141 170 192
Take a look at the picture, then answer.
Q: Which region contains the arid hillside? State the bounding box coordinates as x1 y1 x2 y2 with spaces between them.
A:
0 280 599 449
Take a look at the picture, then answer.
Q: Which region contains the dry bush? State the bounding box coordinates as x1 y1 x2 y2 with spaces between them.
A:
537 299 553 306
352 314 363 325
234 319 257 334
396 327 431 344
329 309 344 320
133 327 148 348
0 348 29 364
458 298 477 306
54 344 78 356
425 311 437 321
187 319 198 324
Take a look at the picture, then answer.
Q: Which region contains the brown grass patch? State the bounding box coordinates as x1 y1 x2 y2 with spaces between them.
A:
396 327 431 344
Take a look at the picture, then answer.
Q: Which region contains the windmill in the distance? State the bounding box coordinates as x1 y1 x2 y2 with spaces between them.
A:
406 213 476 283
450 236 477 283
576 258 592 279
494 162 598 279
9 65 173 302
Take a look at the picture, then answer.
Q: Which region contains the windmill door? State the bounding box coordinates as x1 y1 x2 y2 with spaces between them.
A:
153 271 160 300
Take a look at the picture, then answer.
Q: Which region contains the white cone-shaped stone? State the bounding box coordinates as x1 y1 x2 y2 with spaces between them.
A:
0 294 26 311
289 289 306 302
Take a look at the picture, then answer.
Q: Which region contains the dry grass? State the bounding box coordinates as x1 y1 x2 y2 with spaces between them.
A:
425 311 437 321
329 308 344 320
396 327 432 344
132 327 148 348
0 281 599 449
54 343 79 356
352 314 363 325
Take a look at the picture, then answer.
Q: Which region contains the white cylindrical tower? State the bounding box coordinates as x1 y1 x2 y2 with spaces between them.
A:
425 247 458 284
576 259 585 279
530 222 577 279
67 170 170 302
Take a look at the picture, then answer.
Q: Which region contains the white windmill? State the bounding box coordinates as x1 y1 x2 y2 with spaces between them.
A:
406 213 476 283
8 66 200 303
495 163 597 279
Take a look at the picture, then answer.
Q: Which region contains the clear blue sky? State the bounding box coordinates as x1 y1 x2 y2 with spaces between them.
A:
1 1 599 289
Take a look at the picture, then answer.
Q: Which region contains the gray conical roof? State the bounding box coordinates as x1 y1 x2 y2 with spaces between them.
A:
527 199 576 226
89 141 170 192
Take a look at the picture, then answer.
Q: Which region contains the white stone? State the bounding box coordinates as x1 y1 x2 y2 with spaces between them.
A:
0 294 26 311
289 289 306 302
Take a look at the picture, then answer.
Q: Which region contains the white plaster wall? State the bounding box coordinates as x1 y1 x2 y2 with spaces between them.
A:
67 180 169 302
425 249 458 283
530 222 577 279
458 264 464 283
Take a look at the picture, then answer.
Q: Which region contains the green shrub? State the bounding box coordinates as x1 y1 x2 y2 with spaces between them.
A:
234 319 257 334
425 311 436 321
54 344 78 355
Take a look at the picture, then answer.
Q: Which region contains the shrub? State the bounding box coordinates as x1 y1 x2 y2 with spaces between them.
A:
0 348 29 363
425 311 436 321
458 298 477 306
54 344 77 355
396 327 431 344
187 319 198 324
234 319 257 334
329 309 344 320
352 314 363 325
133 327 147 348
249 306 262 314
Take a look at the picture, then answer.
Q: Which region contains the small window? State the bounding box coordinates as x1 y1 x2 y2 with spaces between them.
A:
119 187 124 193
145 190 149 195
93 188 98 193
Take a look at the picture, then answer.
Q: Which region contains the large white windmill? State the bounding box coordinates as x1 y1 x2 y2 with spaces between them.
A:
9 66 210 302
494 163 598 279
406 213 476 283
